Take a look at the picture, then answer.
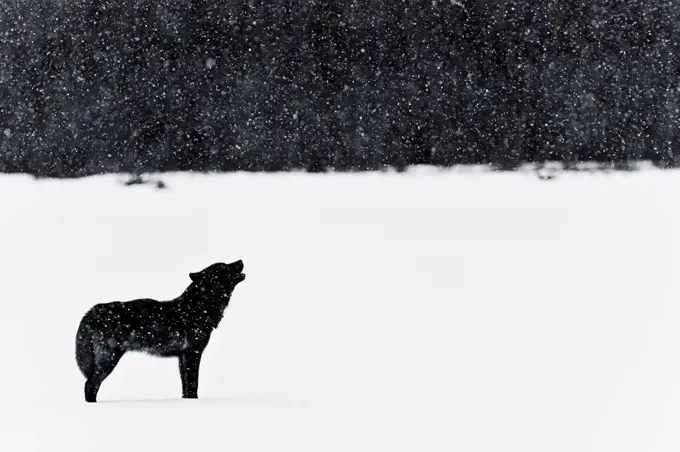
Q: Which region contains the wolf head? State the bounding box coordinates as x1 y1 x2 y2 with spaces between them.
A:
189 260 246 298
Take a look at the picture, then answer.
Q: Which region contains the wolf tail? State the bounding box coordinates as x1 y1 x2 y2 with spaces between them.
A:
75 316 95 378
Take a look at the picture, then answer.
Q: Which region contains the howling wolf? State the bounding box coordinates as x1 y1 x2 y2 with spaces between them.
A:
75 261 246 402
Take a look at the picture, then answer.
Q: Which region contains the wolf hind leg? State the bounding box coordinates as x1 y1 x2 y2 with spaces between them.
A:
85 344 123 403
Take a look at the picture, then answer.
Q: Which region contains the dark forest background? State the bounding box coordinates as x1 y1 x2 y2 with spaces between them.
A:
2 0 680 177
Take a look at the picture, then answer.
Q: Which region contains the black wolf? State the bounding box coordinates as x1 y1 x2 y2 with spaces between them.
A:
75 261 246 402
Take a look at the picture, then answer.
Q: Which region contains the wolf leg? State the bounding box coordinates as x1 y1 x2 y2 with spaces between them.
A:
179 351 203 399
84 346 123 402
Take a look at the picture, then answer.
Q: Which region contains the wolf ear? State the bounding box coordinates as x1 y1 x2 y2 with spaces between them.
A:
190 272 201 283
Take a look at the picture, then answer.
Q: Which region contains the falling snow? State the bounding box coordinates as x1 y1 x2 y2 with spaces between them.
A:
0 1 678 176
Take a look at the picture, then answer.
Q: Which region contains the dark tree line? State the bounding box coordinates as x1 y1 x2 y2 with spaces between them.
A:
2 0 680 177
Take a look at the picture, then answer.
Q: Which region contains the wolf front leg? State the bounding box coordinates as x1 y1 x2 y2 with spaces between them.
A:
179 350 203 399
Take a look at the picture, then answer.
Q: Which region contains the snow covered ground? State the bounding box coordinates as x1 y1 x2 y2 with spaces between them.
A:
1 168 680 451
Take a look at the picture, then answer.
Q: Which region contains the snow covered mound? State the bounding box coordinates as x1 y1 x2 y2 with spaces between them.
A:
0 169 678 451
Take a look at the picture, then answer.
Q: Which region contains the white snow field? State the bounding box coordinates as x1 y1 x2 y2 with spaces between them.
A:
1 168 680 451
